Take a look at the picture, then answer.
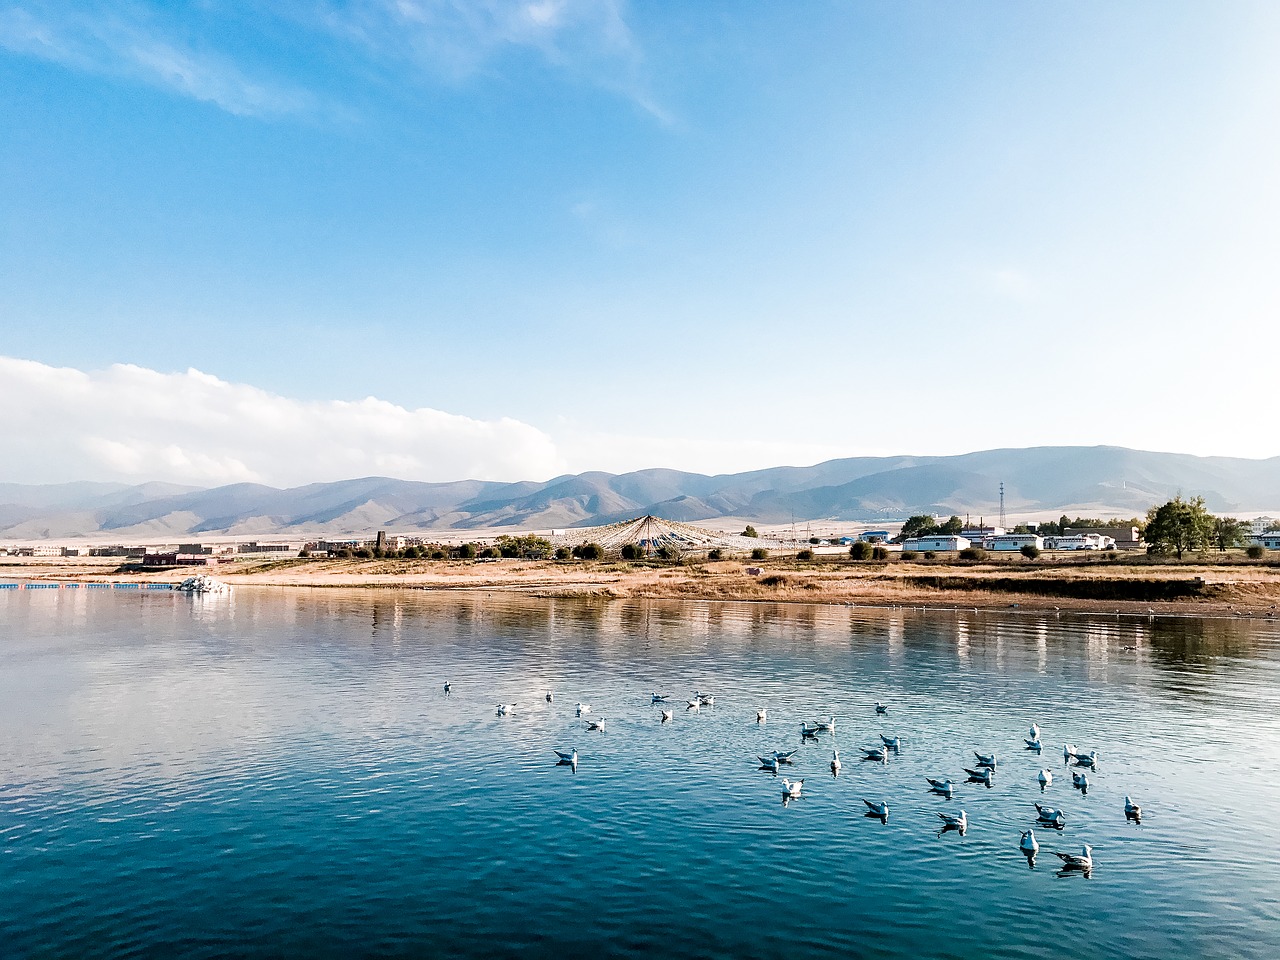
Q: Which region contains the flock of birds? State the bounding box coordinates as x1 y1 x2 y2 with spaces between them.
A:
445 681 1141 877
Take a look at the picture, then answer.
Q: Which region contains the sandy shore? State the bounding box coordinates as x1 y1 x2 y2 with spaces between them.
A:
5 554 1280 619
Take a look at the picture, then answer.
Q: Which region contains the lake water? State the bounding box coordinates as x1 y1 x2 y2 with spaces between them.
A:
2 587 1279 959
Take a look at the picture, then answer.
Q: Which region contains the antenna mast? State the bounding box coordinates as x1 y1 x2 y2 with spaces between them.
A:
999 482 1006 531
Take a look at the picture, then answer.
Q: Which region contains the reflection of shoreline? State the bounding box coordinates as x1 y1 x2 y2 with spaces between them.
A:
5 556 1280 621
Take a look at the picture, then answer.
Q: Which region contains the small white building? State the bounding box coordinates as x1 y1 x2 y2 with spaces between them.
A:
1250 517 1279 537
903 535 971 552
986 533 1044 552
1045 533 1114 551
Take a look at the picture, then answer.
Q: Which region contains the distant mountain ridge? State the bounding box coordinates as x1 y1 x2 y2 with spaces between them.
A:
3 446 1279 541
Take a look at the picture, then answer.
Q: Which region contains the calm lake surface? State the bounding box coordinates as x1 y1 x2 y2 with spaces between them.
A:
2 587 1279 959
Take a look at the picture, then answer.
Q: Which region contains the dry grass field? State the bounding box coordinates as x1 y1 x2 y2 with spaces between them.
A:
6 552 1280 619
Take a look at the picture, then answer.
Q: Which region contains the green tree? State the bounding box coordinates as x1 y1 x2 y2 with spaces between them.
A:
1020 544 1041 559
750 547 769 560
871 545 890 561
1210 516 1246 553
938 515 964 535
742 525 759 538
620 543 644 561
849 541 874 561
1145 496 1212 560
496 535 553 560
796 549 814 561
455 542 477 560
707 549 723 561
899 515 938 540
573 543 604 561
554 547 571 560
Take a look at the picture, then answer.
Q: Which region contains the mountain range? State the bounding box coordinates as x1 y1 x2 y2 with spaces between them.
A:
3 446 1279 542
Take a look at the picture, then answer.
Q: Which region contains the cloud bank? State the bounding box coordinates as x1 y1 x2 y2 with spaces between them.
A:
0 357 566 487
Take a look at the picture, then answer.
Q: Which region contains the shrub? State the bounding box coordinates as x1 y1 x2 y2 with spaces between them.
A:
796 549 814 561
750 547 769 561
900 550 918 561
430 549 446 560
760 574 787 586
1246 544 1266 559
872 545 890 561
620 543 643 561
478 547 500 559
707 548 723 561
554 547 571 560
849 541 874 561
656 545 679 560
573 543 604 561
297 549 310 558
743 525 759 538
1020 544 1041 560
958 547 987 561
923 551 937 560
456 543 477 560
809 537 821 545
354 548 373 559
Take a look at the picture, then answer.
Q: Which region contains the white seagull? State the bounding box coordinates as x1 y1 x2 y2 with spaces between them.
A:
1072 771 1090 789
1125 796 1142 819
660 709 673 723
831 749 842 776
938 810 968 831
576 703 591 717
496 703 515 716
695 692 715 706
927 778 956 797
1029 723 1041 741
880 735 902 751
1035 803 1066 825
863 799 889 818
756 708 767 723
1054 844 1094 871
1038 769 1053 787
974 751 997 768
553 748 578 764
1063 744 1077 761
443 681 452 694
1072 750 1099 768
686 698 701 712
781 778 804 800
875 701 889 715
584 719 606 732
546 691 554 703
651 693 669 703
1025 738 1043 751
964 767 993 785
758 755 779 773
815 716 836 733
1020 829 1039 857
771 749 798 764
800 722 820 737
862 746 889 762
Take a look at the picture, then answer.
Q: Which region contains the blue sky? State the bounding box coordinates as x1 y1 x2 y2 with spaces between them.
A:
2 2 1279 486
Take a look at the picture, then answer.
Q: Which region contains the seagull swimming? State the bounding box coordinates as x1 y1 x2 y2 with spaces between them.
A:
546 691 554 703
758 755 779 773
1020 829 1039 857
814 716 836 733
1063 744 1077 761
576 703 591 716
938 810 968 831
862 746 889 762
781 778 804 799
964 767 993 785
695 692 715 706
800 722 820 737
863 799 889 819
771 749 798 764
1038 769 1053 787
1072 771 1090 789
651 693 669 703
927 778 956 797
1072 750 1099 768
1029 723 1041 741
831 749 842 776
686 699 701 712
974 751 997 769
880 735 902 751
584 719 606 732
875 701 889 715
1125 796 1142 820
1025 738 1043 751
443 681 452 694
1035 803 1066 825
553 748 578 764
756 708 767 723
1054 844 1094 871
496 703 514 716
660 709 673 723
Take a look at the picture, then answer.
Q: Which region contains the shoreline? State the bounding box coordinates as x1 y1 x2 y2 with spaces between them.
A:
5 555 1280 621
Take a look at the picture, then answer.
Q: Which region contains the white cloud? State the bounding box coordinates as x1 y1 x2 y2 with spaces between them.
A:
0 4 316 116
0 356 567 486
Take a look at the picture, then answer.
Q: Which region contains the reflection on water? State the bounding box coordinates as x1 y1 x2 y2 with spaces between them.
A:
2 588 1280 960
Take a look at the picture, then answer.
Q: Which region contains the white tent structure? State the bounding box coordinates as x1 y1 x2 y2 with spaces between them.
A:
548 516 789 557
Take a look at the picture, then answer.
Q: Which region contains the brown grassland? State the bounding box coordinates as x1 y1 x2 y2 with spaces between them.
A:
6 552 1280 619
